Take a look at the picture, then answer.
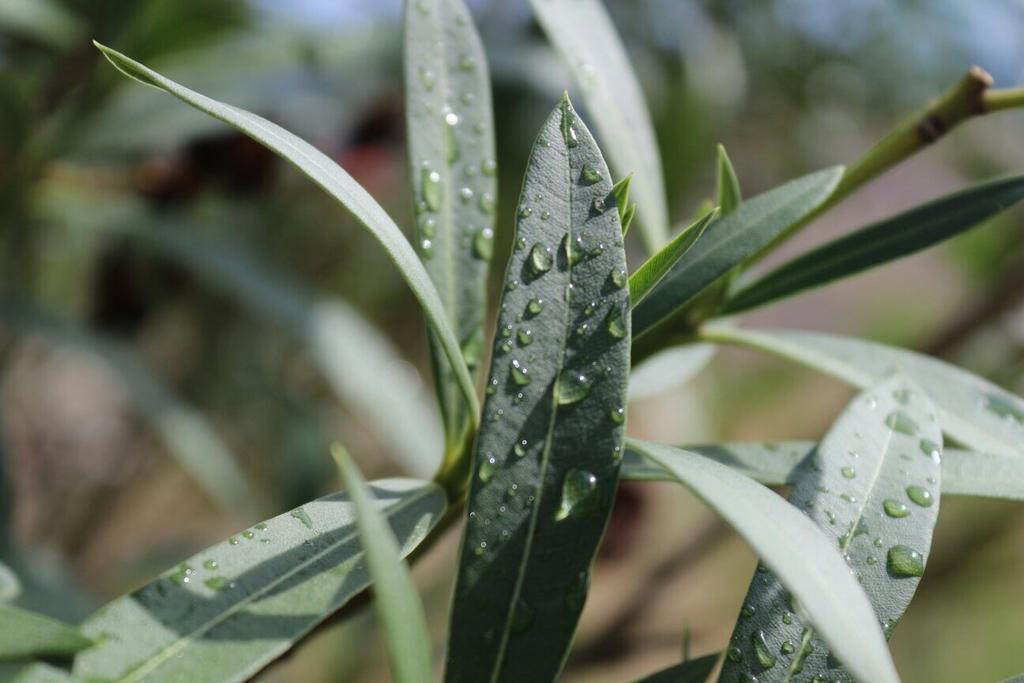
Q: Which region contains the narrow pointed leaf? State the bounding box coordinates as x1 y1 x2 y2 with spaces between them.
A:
404 0 496 438
716 145 742 216
633 167 843 337
446 97 631 682
627 343 716 400
72 479 445 683
629 209 718 306
93 42 478 422
634 653 719 683
626 439 900 683
334 450 432 683
624 441 1023 501
702 326 1024 458
725 175 1024 313
0 299 257 514
0 605 92 660
2 662 76 682
528 0 670 251
719 378 940 682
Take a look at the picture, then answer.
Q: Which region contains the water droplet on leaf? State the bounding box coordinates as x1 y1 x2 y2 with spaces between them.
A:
555 469 599 520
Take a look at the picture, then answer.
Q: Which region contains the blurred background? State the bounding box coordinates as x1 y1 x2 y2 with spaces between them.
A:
2 0 1023 680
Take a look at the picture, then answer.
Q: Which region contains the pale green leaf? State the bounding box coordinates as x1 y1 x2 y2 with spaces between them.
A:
72 479 445 683
623 441 1024 501
716 144 742 216
634 653 719 683
0 605 92 660
0 298 257 515
629 209 718 307
725 175 1024 313
446 96 631 682
632 167 843 337
702 326 1024 458
404 0 496 439
0 0 82 48
2 662 76 683
626 439 900 683
334 449 432 683
528 0 669 251
719 378 940 681
93 42 479 423
627 343 716 401
0 563 18 603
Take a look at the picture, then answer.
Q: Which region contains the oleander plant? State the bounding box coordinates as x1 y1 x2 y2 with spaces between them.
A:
2 1 1024 682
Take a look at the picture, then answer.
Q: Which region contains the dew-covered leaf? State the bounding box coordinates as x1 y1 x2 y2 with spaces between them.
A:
634 653 719 683
632 167 843 337
0 605 92 660
703 326 1024 458
334 450 432 683
72 479 445 683
623 441 1023 501
0 298 257 515
625 439 900 683
725 175 1024 313
528 0 669 251
445 96 630 683
93 42 479 422
627 343 716 401
719 378 939 682
716 144 742 217
629 209 718 307
404 0 496 439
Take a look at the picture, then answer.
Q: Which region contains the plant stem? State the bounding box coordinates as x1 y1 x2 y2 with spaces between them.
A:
983 85 1024 113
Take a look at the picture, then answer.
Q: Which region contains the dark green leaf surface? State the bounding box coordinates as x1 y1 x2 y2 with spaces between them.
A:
404 0 497 439
725 175 1024 313
445 97 630 682
629 209 717 307
0 298 256 515
0 605 92 660
634 653 719 683
703 326 1024 458
632 167 843 337
72 479 445 683
528 0 669 251
626 439 900 683
716 145 742 216
719 378 940 682
93 42 479 422
623 441 1023 501
335 451 432 683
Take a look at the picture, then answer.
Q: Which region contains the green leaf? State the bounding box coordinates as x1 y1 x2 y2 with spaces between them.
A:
1 662 76 683
445 96 631 682
72 478 446 682
725 175 1024 313
0 563 18 603
93 41 479 424
627 343 716 400
0 0 83 48
719 378 940 681
715 144 742 216
629 208 718 307
528 0 669 251
403 0 496 439
632 167 843 337
123 222 444 478
624 441 1023 501
702 326 1024 459
0 298 257 515
333 448 432 683
634 653 719 683
0 605 92 660
625 439 900 683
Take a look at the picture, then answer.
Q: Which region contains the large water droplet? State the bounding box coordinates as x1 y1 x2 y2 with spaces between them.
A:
479 192 495 214
726 646 742 663
606 299 628 339
290 507 314 530
887 545 925 577
919 438 940 459
560 103 579 148
418 67 436 91
556 371 590 405
421 167 442 211
509 359 531 386
203 559 218 571
983 393 1024 425
517 329 533 347
473 227 494 261
781 640 795 655
479 454 497 483
526 298 544 316
752 630 776 669
561 233 585 266
518 205 533 219
481 159 497 177
610 406 625 424
580 165 602 185
883 499 909 518
529 243 553 275
610 268 627 289
458 54 475 71
840 466 856 479
205 576 231 591
169 563 194 585
445 112 461 164
885 411 919 436
906 485 933 507
555 468 599 520
419 238 434 259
